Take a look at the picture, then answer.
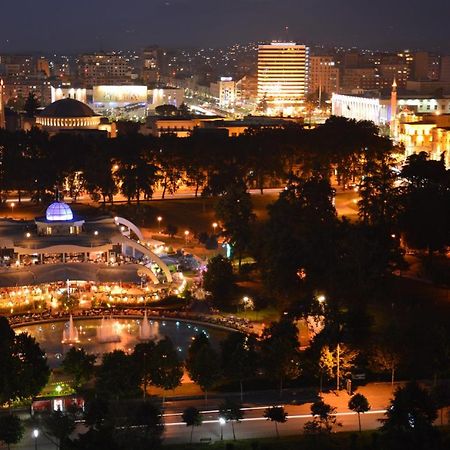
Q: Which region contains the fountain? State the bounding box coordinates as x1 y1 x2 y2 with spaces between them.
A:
96 316 122 343
62 315 80 344
138 310 156 341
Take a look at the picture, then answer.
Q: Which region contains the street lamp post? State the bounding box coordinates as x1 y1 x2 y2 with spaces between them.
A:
10 202 15 216
218 417 226 440
212 222 218 234
33 429 39 450
157 216 162 232
184 230 189 244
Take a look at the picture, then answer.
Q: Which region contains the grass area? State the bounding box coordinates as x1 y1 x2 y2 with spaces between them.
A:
104 194 278 234
232 307 281 323
164 428 450 450
164 431 378 450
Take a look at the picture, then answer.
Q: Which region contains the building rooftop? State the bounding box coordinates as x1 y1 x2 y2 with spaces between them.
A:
40 98 96 118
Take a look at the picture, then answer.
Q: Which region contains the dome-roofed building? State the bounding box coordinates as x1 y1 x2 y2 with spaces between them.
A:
35 200 84 236
46 201 74 222
0 202 173 286
35 98 116 136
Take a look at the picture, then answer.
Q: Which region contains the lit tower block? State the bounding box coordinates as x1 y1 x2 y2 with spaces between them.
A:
0 79 5 129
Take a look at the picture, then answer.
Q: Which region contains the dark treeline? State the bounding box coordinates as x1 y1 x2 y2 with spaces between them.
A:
0 116 393 204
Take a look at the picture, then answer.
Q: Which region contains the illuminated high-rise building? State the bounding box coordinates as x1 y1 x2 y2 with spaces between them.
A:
0 79 5 129
257 42 309 115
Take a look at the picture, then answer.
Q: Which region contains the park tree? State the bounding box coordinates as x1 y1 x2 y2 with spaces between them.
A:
381 382 439 450
182 406 203 444
261 319 301 396
84 144 118 204
257 175 338 302
369 327 402 389
0 317 49 405
24 91 40 117
96 350 141 400
133 341 157 398
357 141 399 228
215 182 255 268
155 104 178 116
62 347 96 389
125 400 164 448
348 393 370 432
318 345 335 393
186 333 221 402
0 414 24 450
43 410 76 450
150 337 183 399
264 406 288 438
203 255 236 307
304 400 340 434
218 398 244 441
400 152 450 254
221 333 258 401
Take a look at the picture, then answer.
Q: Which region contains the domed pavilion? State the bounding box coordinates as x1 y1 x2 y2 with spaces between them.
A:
36 98 101 133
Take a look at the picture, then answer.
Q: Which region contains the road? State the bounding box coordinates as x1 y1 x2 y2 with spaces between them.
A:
13 406 386 449
162 405 386 444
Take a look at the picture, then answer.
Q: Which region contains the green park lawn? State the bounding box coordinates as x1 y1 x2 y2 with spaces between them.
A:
164 428 450 450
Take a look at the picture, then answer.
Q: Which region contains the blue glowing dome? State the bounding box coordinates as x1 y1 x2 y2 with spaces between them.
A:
46 202 74 221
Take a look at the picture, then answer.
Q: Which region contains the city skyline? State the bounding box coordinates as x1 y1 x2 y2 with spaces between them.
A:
1 0 449 53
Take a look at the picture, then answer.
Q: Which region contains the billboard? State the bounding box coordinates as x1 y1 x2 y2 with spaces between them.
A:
93 85 148 105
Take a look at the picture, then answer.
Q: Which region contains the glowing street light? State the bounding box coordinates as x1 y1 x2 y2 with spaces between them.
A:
157 216 162 231
218 417 226 440
317 295 326 304
33 429 39 450
184 230 190 243
212 222 218 233
10 202 15 215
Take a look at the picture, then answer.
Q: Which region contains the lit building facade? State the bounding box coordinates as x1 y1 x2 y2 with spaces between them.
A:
257 42 309 115
309 56 339 95
0 79 5 129
77 53 131 86
210 77 236 108
331 93 390 126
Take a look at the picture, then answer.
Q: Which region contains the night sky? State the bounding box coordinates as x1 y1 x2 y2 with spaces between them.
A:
1 0 449 53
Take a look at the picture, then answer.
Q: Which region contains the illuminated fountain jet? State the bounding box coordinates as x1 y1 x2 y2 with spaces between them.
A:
96 316 121 343
62 315 80 344
138 310 154 341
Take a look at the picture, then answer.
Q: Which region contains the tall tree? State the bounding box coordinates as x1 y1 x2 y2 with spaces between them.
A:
96 350 141 400
261 319 301 396
221 333 258 401
218 398 244 441
215 182 255 268
0 414 24 450
264 406 288 438
133 341 157 398
24 91 40 117
186 333 221 403
304 400 340 434
203 255 236 307
43 410 76 450
182 406 203 444
348 393 370 432
381 382 439 450
150 337 183 399
62 347 96 389
400 152 450 254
